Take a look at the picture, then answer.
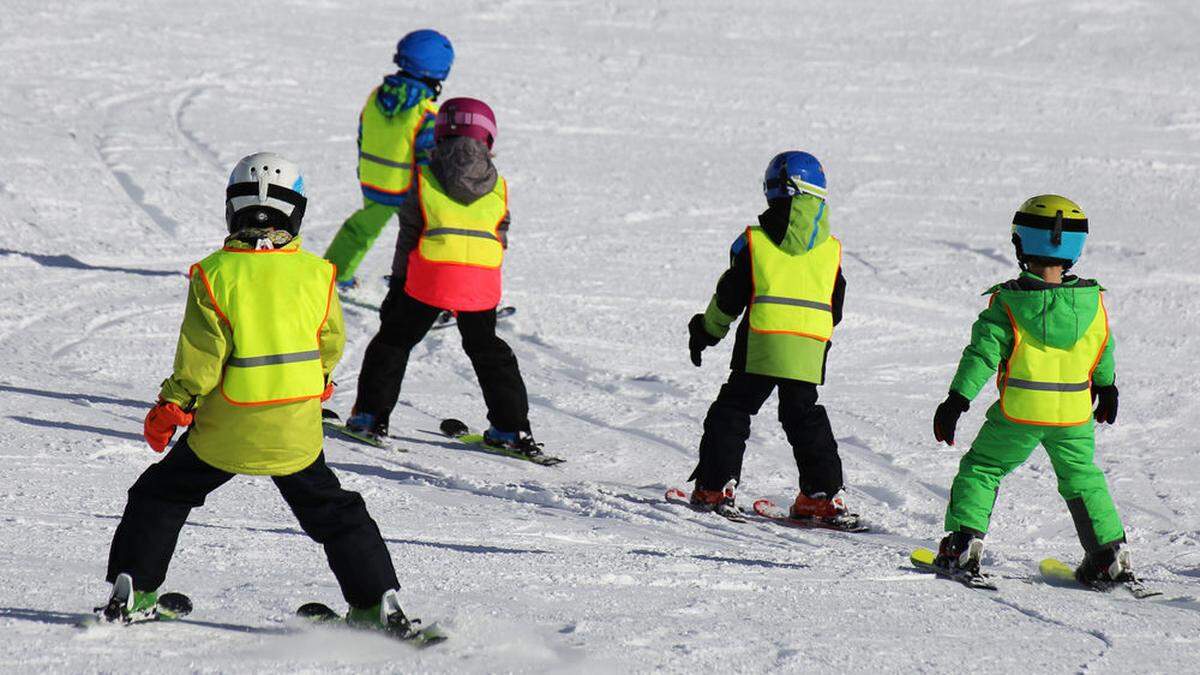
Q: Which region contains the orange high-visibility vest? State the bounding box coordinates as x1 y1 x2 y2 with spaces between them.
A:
404 166 508 311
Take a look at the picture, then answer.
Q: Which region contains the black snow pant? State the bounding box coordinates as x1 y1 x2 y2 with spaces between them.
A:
690 371 843 496
355 288 530 432
106 435 399 609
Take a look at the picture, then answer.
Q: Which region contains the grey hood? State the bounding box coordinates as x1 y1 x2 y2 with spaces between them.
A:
429 136 497 204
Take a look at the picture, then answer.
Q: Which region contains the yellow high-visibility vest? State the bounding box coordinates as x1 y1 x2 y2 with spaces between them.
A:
414 167 507 267
358 90 437 198
999 296 1109 426
193 247 335 406
745 227 842 383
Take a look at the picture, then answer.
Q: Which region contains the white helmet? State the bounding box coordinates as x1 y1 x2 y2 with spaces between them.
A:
225 152 307 235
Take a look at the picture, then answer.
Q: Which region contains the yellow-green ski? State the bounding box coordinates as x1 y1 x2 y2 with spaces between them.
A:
910 546 997 590
1039 558 1077 584
1038 557 1162 598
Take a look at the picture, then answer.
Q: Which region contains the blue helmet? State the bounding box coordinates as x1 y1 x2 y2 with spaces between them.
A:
394 29 454 81
763 151 827 201
1011 194 1088 267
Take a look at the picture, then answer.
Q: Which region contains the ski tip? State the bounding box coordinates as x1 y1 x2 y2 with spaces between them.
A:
156 592 193 619
910 547 937 566
439 418 469 437
1039 557 1075 580
664 487 688 500
296 602 340 622
751 498 776 516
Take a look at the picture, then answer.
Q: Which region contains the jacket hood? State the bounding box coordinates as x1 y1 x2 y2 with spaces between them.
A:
429 136 497 204
223 229 301 250
994 275 1102 350
757 194 831 255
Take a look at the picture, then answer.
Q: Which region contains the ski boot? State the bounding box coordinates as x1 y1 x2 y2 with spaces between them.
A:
483 427 545 460
347 589 416 638
94 573 163 624
690 479 742 520
346 410 388 442
789 491 848 520
344 589 446 644
1075 544 1135 590
934 531 985 576
787 490 864 529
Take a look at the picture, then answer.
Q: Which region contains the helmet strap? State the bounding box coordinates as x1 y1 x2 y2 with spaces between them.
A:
1051 210 1064 246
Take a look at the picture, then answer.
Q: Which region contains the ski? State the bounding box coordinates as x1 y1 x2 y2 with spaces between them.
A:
339 289 517 330
321 409 406 452
910 547 998 591
431 306 517 330
438 418 564 466
296 602 447 647
1039 557 1162 599
338 293 386 313
81 592 193 628
664 487 747 523
751 498 869 532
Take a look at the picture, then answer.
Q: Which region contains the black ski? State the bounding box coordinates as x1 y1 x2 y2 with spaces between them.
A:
295 602 447 647
82 592 193 627
339 287 516 330
432 306 517 330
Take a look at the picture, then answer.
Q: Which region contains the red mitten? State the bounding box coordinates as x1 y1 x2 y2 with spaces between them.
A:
143 402 194 453
320 381 335 402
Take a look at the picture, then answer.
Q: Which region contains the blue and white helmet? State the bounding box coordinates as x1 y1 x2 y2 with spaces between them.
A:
763 151 827 201
225 152 307 235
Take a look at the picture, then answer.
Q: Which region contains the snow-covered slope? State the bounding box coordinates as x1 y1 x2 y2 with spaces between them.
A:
2 0 1199 671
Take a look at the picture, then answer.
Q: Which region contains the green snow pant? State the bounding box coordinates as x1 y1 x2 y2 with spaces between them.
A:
944 402 1125 553
323 199 399 282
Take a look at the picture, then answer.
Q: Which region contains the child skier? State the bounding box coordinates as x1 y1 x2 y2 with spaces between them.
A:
931 195 1131 587
686 151 851 523
98 153 420 636
341 97 543 457
323 29 453 289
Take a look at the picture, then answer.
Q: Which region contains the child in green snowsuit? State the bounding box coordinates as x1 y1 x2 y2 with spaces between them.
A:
324 29 453 287
931 194 1132 586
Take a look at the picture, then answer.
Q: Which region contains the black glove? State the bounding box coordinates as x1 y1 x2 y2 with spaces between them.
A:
688 313 720 367
1092 383 1118 425
933 391 970 446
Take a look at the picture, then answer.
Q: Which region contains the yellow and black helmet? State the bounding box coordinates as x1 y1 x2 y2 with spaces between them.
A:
1011 194 1088 268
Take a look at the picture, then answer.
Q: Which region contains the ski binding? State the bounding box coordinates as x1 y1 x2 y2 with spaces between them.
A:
910 547 997 591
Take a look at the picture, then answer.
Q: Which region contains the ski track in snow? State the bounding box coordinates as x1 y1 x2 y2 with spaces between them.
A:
2 0 1200 672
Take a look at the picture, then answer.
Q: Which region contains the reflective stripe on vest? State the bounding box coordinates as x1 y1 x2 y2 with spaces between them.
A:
999 295 1109 426
358 92 435 196
747 227 841 341
404 166 508 311
194 247 335 406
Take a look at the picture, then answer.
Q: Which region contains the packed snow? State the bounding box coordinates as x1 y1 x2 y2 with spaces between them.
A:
2 0 1199 672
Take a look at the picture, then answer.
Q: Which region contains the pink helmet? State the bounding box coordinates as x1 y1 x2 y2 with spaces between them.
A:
434 97 498 149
